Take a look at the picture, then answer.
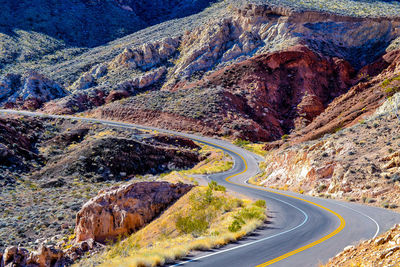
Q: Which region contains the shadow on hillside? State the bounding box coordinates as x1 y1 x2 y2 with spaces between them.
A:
0 0 216 48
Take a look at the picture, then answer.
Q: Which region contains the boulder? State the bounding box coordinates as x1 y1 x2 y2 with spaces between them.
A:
74 182 193 243
26 245 64 267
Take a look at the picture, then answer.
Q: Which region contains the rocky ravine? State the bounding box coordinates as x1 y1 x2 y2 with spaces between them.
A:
0 181 193 266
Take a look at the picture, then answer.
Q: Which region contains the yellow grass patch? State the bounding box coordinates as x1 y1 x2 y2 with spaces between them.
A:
77 185 267 267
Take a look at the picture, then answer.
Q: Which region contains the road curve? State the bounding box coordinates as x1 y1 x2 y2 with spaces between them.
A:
1 109 400 267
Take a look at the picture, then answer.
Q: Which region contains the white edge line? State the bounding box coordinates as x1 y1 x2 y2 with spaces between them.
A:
171 194 309 266
334 202 380 238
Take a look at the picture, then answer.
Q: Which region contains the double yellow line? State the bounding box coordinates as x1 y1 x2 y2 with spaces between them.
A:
193 138 346 266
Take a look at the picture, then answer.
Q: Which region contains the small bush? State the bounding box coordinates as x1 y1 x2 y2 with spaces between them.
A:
228 220 242 233
254 199 266 208
281 134 290 141
233 139 250 147
208 181 226 192
235 206 265 221
176 215 209 236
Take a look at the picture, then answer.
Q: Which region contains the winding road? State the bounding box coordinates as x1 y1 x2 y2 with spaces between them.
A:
2 109 400 267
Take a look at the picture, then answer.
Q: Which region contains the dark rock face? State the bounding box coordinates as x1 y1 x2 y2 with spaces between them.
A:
115 0 217 25
0 116 44 172
74 181 194 243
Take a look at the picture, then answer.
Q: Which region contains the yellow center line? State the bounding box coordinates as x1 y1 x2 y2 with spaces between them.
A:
188 137 346 267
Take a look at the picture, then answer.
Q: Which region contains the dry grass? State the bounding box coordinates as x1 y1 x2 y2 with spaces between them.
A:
161 143 234 183
77 186 267 267
233 139 268 157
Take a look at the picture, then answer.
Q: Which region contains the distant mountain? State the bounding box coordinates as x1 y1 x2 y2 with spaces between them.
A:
0 0 216 48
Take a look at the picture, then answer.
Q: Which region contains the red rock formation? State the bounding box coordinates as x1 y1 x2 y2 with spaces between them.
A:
289 48 400 145
181 45 355 139
94 45 356 142
74 182 193 243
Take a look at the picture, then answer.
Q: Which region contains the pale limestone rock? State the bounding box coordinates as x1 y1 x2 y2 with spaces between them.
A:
74 181 193 243
138 67 166 89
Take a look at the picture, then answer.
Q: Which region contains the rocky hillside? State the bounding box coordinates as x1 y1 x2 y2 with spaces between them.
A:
250 46 400 210
2 1 400 141
0 114 201 252
325 224 400 266
0 181 194 266
0 0 216 48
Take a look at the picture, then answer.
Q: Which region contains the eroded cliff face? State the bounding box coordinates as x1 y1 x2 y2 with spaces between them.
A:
252 85 400 210
251 47 400 206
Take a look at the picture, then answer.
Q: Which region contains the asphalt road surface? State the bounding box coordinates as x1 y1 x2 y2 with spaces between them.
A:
2 109 400 267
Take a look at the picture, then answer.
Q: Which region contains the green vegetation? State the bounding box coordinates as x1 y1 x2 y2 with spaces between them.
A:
381 75 400 94
384 86 400 95
176 182 232 236
281 134 290 142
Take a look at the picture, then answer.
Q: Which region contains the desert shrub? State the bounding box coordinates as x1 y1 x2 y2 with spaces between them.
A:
208 181 226 192
223 198 243 212
233 139 250 147
254 199 266 208
228 219 242 233
177 183 230 235
235 206 265 221
176 214 209 235
281 134 290 141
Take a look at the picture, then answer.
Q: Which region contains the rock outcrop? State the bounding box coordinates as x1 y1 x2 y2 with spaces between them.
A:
325 224 400 266
0 181 194 266
74 182 194 243
42 66 166 114
0 71 67 110
111 38 180 71
0 244 64 267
